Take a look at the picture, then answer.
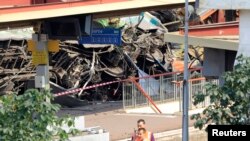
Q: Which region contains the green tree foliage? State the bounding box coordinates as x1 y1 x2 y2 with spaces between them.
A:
0 89 77 141
191 55 250 130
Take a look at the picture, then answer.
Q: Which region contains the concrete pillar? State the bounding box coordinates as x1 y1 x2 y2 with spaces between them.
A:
32 34 50 90
236 10 250 57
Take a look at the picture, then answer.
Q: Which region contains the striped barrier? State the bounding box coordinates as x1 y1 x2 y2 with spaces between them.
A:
54 68 202 97
54 79 124 97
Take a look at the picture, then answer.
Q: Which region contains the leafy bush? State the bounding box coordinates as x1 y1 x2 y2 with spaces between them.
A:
191 55 250 130
0 89 77 141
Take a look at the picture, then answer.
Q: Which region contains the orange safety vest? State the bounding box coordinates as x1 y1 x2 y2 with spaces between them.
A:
143 131 151 141
131 131 152 141
132 133 142 141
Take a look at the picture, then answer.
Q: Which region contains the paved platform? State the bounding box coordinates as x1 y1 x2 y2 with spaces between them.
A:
58 101 201 141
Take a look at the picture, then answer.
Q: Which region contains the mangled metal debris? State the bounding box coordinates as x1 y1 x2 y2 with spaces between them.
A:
0 10 203 107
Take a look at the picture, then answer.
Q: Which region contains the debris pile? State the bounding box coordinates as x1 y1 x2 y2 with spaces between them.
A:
0 10 203 106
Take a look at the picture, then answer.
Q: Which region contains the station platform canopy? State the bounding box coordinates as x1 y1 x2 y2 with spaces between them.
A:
0 0 195 29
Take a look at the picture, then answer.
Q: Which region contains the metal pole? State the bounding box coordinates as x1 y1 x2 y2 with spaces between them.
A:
32 33 50 102
182 0 189 141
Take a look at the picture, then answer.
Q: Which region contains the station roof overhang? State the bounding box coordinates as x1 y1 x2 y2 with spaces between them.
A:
0 0 195 30
164 32 239 51
165 21 239 51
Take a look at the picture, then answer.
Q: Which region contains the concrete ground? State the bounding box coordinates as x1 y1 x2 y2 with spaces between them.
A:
58 101 202 141
60 102 203 141
84 111 196 140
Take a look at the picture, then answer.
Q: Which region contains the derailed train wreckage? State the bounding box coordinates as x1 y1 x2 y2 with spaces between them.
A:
0 10 203 107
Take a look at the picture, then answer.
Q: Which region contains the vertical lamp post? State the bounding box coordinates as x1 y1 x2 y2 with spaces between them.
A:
182 0 189 141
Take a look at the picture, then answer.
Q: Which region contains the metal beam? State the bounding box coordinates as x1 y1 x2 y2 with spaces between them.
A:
93 4 186 19
0 0 195 29
179 21 239 36
164 33 238 51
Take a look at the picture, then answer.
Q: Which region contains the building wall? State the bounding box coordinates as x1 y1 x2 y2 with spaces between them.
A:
47 0 62 3
31 0 45 4
203 48 225 77
0 0 74 6
32 0 62 4
0 0 31 6
32 0 81 4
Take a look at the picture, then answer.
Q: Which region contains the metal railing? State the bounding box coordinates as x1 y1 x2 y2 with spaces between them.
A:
122 69 219 111
177 77 219 111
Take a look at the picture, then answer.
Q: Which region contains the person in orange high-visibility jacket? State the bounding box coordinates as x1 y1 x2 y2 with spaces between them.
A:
140 128 151 141
133 128 150 141
131 119 155 141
